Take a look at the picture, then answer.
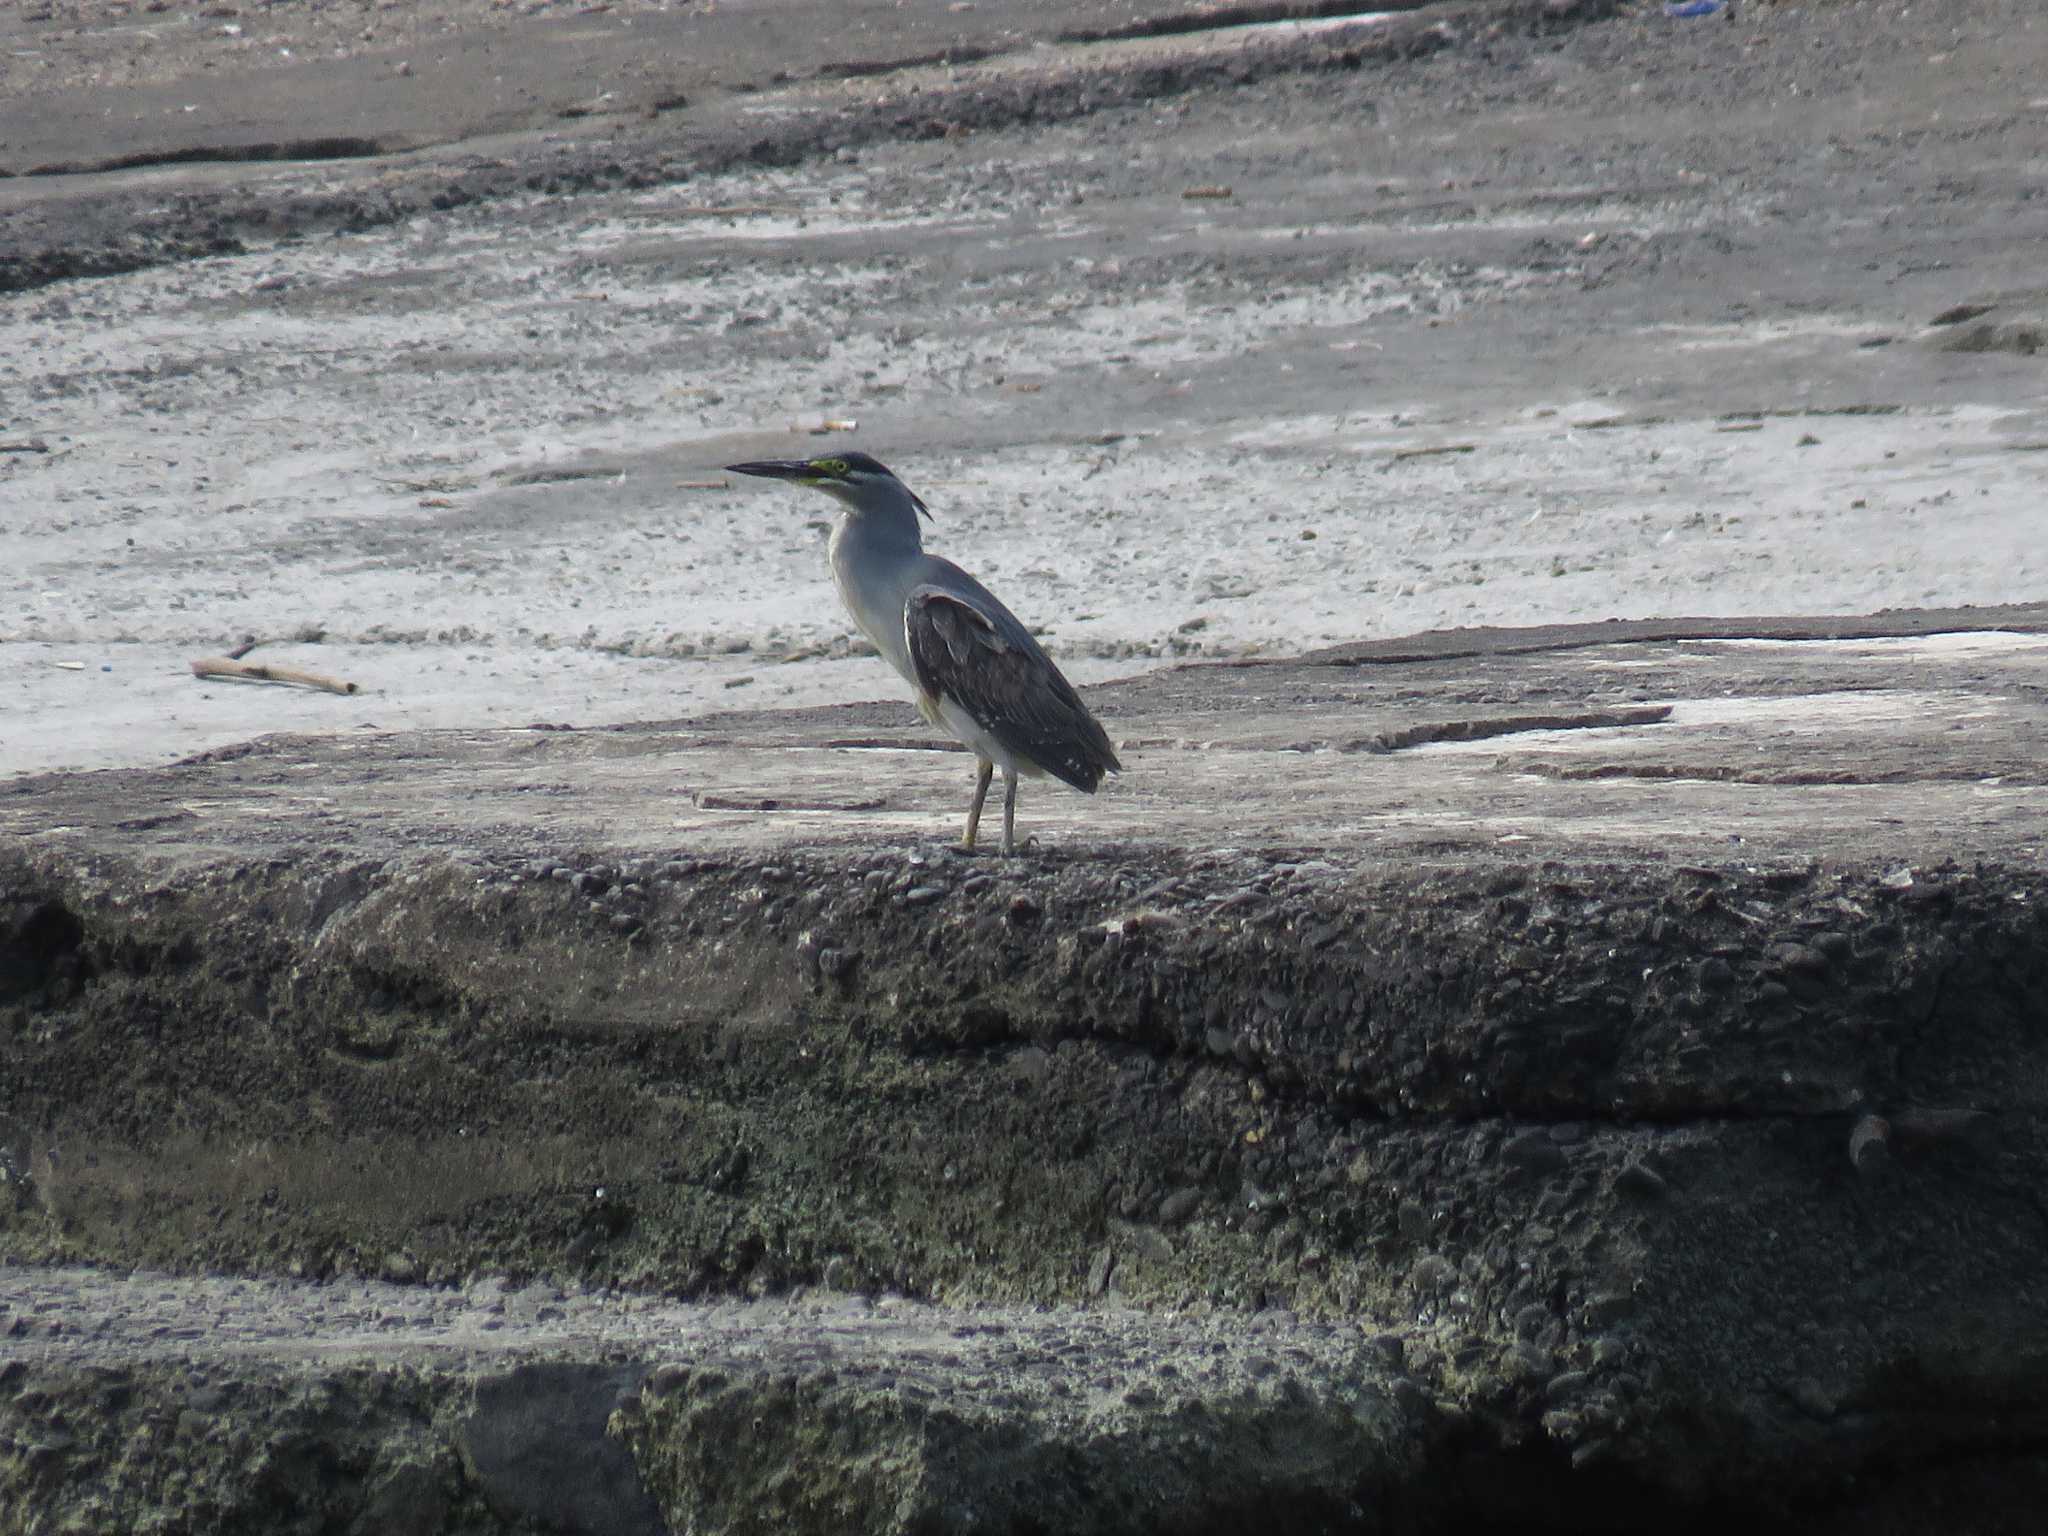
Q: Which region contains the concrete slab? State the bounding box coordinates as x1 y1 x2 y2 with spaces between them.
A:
4 605 2047 1531
9 608 2045 869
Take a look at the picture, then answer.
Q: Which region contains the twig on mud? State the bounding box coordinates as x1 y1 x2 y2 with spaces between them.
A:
498 466 625 486
190 657 360 695
1182 185 1233 200
1569 414 1670 431
792 418 859 435
672 203 800 218
0 438 51 454
224 627 328 661
374 474 476 494
675 478 731 490
1381 443 1477 469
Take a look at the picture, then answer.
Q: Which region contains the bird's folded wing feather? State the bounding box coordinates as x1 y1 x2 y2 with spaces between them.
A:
904 585 1119 792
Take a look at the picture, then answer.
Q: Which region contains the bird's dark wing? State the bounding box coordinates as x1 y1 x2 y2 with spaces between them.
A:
905 585 1121 792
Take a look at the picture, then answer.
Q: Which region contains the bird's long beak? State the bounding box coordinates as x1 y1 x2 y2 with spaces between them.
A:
725 460 813 482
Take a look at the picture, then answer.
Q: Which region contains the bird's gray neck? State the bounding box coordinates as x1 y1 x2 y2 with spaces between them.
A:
841 484 927 554
828 496 928 686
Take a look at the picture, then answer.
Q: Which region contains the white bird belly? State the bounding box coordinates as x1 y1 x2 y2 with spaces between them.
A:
937 697 1045 778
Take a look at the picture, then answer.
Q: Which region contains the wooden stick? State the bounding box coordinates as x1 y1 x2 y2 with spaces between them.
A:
189 657 360 695
1383 443 1477 467
671 204 798 218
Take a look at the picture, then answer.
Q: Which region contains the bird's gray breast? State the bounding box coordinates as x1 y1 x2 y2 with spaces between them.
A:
828 517 922 686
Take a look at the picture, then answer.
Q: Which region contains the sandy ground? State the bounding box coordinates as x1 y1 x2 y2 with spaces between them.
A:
3 0 2045 776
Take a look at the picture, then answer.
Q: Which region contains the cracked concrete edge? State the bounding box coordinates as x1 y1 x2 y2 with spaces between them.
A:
1298 600 2048 666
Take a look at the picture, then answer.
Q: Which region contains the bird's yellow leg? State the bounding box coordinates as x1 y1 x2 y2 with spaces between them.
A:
963 758 994 850
1001 766 1020 856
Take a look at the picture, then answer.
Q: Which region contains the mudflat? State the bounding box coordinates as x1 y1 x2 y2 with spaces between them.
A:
4 2 2048 1533
5 0 2044 774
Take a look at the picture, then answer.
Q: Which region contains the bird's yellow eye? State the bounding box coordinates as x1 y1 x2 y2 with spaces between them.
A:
808 457 850 479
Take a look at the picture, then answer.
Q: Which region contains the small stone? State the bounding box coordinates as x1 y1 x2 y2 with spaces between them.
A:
1157 1187 1202 1226
1848 1114 1891 1176
961 874 996 896
645 1364 691 1401
1546 1369 1591 1401
1409 1254 1455 1294
1503 1342 1553 1385
1583 1291 1635 1327
1501 1129 1567 1174
1615 1160 1666 1200
1512 1303 1553 1341
570 871 610 898
1786 1377 1836 1421
904 885 946 906
1765 941 1828 977
1696 956 1735 990
380 1252 419 1283
1007 893 1041 925
526 860 557 881
1570 1437 1613 1470
819 947 858 981
1810 931 1852 964
1086 1246 1116 1297
1397 1201 1429 1242
609 913 642 937
1126 1225 1174 1265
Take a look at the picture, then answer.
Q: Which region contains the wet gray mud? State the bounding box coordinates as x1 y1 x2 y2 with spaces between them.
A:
4 0 2048 1531
7 0 2047 775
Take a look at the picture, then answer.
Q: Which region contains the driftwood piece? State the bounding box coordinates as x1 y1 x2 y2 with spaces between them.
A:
189 657 360 695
